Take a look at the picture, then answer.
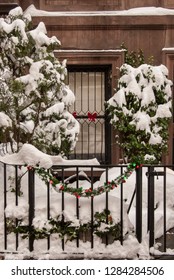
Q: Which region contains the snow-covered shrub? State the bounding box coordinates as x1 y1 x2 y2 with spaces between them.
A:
8 209 124 244
120 43 154 67
0 6 79 156
106 63 173 163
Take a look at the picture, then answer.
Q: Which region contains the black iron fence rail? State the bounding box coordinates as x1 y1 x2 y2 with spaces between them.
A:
1 162 174 257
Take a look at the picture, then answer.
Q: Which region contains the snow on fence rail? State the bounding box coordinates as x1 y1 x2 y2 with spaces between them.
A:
0 161 174 259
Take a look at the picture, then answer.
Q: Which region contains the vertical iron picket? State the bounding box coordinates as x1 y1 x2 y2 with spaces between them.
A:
147 166 155 248
61 167 65 251
120 166 123 245
3 163 7 250
163 166 167 252
15 166 18 251
91 166 94 248
28 168 35 252
76 167 79 248
136 166 142 243
47 169 50 250
105 167 109 245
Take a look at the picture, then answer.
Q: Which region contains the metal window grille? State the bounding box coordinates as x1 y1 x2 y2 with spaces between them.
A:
67 65 112 164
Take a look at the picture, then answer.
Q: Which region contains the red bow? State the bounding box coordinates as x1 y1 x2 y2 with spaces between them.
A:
72 111 77 118
88 112 97 122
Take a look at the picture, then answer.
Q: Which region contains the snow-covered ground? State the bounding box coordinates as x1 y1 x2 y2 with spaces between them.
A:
0 144 174 260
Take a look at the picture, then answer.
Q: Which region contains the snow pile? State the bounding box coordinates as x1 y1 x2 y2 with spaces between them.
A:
0 144 100 168
0 112 12 128
29 21 60 47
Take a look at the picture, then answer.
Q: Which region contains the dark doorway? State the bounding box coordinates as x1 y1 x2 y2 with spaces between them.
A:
67 65 112 164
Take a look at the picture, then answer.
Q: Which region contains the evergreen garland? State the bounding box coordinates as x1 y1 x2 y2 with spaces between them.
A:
28 162 140 198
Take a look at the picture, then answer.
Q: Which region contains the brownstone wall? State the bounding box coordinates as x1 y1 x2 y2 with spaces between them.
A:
2 0 174 11
40 0 124 11
17 0 174 11
0 0 17 3
18 0 40 10
31 14 174 66
163 0 174 8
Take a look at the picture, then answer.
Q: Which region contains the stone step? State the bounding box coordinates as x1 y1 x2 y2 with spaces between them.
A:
156 227 174 250
154 254 174 259
154 227 174 259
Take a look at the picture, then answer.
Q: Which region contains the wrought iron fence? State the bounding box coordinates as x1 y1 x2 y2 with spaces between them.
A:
0 162 174 258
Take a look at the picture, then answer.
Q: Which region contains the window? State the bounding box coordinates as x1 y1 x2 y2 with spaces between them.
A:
67 65 111 163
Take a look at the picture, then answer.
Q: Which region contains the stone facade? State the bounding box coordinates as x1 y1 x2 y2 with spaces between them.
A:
4 0 174 11
19 0 174 10
16 0 174 11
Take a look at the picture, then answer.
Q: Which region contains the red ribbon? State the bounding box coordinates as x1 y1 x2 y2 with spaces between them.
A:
88 112 97 122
